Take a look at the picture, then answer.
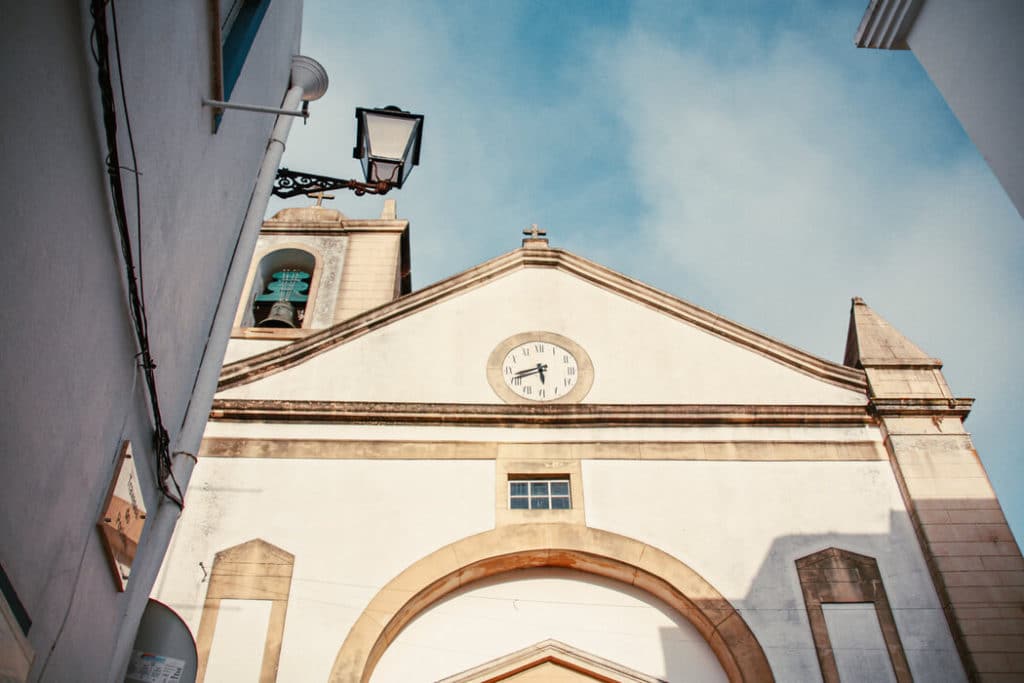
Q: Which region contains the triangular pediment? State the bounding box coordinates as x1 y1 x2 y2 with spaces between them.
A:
437 639 665 683
216 248 866 407
213 538 294 565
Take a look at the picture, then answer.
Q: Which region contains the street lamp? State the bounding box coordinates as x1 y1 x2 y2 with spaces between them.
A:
273 106 424 198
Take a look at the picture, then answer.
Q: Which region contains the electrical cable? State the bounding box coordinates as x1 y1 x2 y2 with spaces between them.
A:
108 0 185 505
109 0 147 319
90 0 183 509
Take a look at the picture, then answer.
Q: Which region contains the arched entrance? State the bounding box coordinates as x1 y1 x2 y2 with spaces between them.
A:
328 524 772 682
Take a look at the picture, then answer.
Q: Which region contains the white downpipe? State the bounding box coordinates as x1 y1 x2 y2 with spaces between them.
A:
110 54 328 683
165 85 303 482
173 54 328 467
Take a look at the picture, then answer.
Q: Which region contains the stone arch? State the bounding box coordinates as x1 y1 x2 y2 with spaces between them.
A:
329 524 773 682
236 243 324 328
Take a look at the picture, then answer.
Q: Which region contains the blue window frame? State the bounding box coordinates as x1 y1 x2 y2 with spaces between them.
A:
509 478 571 510
221 0 272 101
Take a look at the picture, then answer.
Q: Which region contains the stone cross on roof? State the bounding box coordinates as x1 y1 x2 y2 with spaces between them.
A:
521 223 549 249
523 223 547 239
309 191 335 207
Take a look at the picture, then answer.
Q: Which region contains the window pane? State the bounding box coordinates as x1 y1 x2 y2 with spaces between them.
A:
550 482 569 496
510 497 528 510
510 482 528 496
531 482 549 496
531 498 549 509
551 497 571 509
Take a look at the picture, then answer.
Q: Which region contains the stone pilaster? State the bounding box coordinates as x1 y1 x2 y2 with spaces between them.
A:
846 298 1024 682
333 199 410 323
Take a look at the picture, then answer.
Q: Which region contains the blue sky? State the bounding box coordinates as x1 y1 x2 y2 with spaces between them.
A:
272 1 1024 538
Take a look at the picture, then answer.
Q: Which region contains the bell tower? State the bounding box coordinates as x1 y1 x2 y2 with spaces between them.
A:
232 196 411 338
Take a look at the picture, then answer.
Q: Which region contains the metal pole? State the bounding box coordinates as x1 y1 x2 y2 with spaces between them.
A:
202 97 308 118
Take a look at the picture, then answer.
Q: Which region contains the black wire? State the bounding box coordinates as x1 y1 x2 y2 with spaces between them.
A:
90 0 183 508
109 0 147 326
107 0 182 504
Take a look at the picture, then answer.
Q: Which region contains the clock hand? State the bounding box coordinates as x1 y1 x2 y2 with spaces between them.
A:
512 363 549 379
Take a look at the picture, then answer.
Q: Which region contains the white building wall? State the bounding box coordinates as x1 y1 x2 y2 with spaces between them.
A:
905 0 1024 217
0 2 302 681
155 458 495 682
584 459 966 682
154 441 965 681
375 569 728 682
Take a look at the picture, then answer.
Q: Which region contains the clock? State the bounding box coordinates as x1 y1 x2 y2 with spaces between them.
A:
486 332 593 404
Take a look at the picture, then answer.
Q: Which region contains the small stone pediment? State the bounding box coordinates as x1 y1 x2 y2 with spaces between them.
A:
213 538 294 565
437 639 666 683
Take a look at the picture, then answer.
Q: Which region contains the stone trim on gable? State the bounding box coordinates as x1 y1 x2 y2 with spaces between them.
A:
217 248 868 393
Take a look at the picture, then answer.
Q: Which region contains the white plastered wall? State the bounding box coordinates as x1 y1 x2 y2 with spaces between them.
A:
154 439 964 682
584 459 966 682
0 2 303 680
374 568 728 682
906 0 1024 217
153 459 495 683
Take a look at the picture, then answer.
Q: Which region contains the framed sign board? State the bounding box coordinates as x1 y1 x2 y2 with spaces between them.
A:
97 441 147 591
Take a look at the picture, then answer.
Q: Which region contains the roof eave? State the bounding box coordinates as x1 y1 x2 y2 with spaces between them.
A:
854 0 923 50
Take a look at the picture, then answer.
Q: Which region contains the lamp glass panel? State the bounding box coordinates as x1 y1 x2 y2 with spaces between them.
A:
369 160 401 184
364 113 417 161
400 142 418 183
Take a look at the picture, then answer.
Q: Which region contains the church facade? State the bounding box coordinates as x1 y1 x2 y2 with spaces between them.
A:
152 201 1023 682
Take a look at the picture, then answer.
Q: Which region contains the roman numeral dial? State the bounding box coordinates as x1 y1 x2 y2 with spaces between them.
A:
486 332 594 404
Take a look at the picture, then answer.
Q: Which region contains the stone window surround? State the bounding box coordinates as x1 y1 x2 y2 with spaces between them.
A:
796 547 912 683
194 539 294 683
495 455 585 527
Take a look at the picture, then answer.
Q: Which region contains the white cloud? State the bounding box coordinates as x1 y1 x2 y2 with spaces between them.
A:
594 19 1024 531
286 1 1024 537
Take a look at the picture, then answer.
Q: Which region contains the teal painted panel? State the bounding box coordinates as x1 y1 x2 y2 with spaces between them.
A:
255 270 310 302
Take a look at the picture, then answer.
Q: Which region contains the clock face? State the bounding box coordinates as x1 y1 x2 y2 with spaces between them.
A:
501 340 579 402
486 332 593 404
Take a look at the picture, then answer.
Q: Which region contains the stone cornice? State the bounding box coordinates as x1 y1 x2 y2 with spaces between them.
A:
854 0 923 50
260 219 408 236
217 248 868 394
859 358 944 369
871 397 974 418
209 400 875 427
200 437 886 461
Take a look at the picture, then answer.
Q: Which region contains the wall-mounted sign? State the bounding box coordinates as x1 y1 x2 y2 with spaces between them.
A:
126 651 187 683
97 441 147 591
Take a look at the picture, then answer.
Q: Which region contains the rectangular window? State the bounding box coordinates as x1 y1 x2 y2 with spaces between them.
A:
509 478 571 510
211 0 272 131
220 0 272 101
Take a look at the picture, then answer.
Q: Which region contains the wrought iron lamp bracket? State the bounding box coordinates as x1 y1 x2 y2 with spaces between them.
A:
272 168 392 199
